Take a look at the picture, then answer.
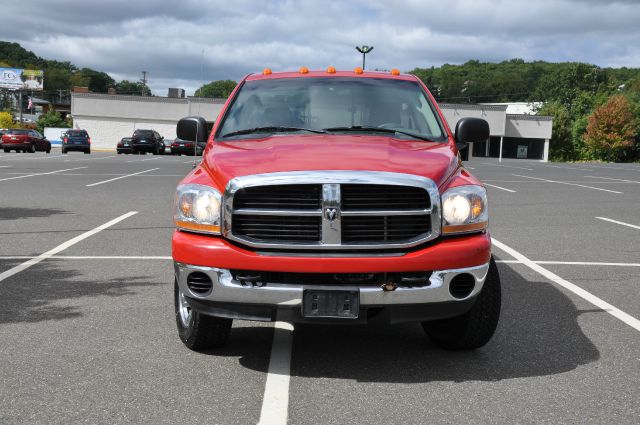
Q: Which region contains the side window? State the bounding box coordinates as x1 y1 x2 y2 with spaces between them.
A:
29 131 38 137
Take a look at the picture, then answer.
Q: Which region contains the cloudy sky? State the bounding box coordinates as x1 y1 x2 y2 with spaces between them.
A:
2 0 640 95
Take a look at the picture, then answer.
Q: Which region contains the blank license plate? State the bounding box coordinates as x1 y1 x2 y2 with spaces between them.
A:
302 290 359 319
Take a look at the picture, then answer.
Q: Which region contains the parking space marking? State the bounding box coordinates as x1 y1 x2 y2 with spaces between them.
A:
596 217 640 230
0 212 137 283
127 157 162 163
512 174 623 194
477 162 534 171
484 183 516 193
0 166 87 182
585 176 640 184
492 238 640 333
258 318 294 425
86 168 160 187
535 261 640 267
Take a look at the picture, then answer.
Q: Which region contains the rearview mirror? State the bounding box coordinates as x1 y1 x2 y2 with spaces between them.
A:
177 116 208 144
454 118 489 150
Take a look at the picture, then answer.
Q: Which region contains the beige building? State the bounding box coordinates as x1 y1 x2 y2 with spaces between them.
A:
440 103 553 161
70 93 225 150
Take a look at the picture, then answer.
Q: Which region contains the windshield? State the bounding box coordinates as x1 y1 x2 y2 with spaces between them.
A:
67 130 88 137
8 129 30 135
133 130 154 137
217 77 445 141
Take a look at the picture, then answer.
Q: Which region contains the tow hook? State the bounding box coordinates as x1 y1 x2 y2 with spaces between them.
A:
381 281 398 291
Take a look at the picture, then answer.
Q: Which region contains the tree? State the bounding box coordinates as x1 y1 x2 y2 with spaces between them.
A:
583 95 639 162
114 80 152 96
44 67 72 92
194 80 237 98
36 109 69 133
538 102 573 160
0 111 14 128
69 68 115 92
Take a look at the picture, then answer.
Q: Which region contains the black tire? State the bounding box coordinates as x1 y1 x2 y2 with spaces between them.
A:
84 149 90 154
29 144 36 153
423 257 501 350
3 148 8 153
61 148 67 154
174 280 232 350
46 149 51 154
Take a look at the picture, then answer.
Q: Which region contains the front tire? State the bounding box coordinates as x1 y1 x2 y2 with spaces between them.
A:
423 257 501 350
175 280 232 350
61 148 67 154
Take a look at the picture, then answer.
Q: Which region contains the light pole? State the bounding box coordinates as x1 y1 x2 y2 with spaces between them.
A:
355 45 374 70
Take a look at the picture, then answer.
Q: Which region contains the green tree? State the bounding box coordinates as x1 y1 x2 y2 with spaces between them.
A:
36 109 69 133
583 95 639 162
194 80 237 98
44 67 71 92
114 80 152 96
0 111 14 128
538 102 573 160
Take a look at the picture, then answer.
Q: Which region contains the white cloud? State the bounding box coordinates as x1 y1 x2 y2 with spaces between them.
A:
2 0 639 95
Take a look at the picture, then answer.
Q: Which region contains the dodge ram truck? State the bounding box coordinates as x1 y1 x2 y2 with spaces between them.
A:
172 67 500 351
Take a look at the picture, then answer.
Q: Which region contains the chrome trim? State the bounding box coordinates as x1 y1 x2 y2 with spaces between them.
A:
222 171 441 250
341 209 431 216
233 208 322 216
175 261 489 306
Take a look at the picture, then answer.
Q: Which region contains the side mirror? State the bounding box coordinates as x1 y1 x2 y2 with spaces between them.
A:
454 117 489 151
177 116 208 144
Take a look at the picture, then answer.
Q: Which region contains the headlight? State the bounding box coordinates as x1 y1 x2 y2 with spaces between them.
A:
173 184 222 234
441 185 488 234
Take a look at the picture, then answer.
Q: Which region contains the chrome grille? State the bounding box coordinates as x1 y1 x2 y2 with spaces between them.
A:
223 171 441 250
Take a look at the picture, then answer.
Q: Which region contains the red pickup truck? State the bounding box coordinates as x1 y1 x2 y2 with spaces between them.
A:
172 68 500 351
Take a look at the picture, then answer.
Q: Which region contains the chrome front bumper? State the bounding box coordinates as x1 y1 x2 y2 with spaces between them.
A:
174 261 490 307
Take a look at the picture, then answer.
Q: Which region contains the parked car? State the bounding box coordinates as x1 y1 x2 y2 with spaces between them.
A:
170 138 206 156
0 129 8 147
61 129 91 154
116 137 134 154
171 68 499 351
131 129 165 155
163 138 173 154
2 129 51 153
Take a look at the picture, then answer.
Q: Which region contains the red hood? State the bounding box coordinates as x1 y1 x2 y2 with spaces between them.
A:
189 134 459 190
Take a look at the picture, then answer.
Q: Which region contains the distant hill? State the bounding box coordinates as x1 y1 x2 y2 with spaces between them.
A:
410 59 640 104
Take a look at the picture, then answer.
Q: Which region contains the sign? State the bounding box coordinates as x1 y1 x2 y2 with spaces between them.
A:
0 68 44 90
517 145 528 159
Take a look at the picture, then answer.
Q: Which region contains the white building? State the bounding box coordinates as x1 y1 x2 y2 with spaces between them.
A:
70 93 225 150
440 103 553 161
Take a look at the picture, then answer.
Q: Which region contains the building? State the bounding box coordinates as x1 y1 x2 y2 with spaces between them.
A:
70 93 226 150
440 103 553 161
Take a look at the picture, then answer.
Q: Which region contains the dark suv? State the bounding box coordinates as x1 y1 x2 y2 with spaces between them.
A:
61 129 91 154
131 129 165 155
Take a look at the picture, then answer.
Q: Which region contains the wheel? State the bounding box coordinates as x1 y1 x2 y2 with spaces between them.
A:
175 279 231 350
423 257 501 350
29 144 36 153
46 149 51 154
3 148 8 153
84 149 90 154
61 148 67 154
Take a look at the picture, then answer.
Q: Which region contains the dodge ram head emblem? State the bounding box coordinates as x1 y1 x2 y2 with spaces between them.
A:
324 208 338 221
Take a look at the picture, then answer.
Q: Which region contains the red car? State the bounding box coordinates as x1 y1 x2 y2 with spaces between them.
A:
2 129 51 153
171 68 499 351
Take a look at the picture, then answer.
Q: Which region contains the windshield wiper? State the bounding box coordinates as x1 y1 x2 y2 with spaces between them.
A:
322 126 433 142
221 126 327 138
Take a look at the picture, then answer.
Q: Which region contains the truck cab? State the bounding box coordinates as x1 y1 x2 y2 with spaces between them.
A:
172 68 500 351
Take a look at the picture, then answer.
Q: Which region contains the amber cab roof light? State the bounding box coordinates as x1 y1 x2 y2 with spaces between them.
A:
354 67 364 74
391 69 401 76
299 66 309 74
326 66 336 74
262 68 272 75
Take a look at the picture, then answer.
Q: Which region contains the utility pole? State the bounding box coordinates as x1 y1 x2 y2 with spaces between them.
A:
140 71 148 96
18 90 23 124
355 45 374 70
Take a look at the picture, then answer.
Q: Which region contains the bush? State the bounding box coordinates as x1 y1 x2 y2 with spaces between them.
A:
0 111 14 128
36 109 69 134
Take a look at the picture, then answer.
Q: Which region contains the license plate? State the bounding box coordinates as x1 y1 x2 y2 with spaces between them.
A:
124 143 129 146
179 143 184 146
302 290 359 319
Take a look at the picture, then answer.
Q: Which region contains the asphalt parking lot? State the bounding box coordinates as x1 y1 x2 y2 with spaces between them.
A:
1 151 639 425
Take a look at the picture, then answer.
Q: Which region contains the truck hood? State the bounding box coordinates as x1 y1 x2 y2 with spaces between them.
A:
198 134 458 190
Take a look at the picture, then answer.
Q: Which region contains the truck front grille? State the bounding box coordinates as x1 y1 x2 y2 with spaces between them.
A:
224 171 441 250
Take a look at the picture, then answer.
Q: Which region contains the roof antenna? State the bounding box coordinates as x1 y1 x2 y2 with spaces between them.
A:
193 49 205 169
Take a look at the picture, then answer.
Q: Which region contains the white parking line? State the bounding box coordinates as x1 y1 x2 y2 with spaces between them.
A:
127 157 161 163
492 238 640 333
258 317 294 425
535 261 640 267
0 212 138 283
484 183 516 193
0 166 87 182
585 176 640 184
512 174 623 194
86 168 160 187
478 163 533 171
596 217 640 230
